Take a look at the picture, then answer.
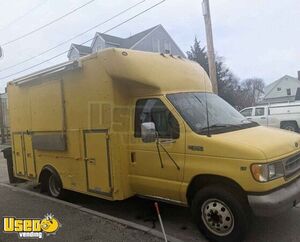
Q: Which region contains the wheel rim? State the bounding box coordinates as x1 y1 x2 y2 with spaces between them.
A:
201 198 234 236
49 175 61 197
285 126 295 131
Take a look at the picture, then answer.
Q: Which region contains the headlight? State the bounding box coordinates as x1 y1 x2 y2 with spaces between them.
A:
251 161 284 182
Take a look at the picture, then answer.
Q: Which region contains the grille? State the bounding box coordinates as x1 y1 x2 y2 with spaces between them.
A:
285 152 300 178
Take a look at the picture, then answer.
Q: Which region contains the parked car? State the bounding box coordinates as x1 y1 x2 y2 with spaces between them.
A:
240 102 300 132
6 48 300 242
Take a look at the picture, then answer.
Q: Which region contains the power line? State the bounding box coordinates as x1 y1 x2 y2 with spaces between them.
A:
1 0 97 46
0 0 47 33
0 0 166 81
0 0 147 73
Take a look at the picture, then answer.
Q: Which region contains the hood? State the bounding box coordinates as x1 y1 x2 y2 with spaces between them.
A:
212 126 300 161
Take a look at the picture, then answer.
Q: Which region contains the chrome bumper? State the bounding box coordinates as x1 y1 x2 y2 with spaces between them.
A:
248 177 300 217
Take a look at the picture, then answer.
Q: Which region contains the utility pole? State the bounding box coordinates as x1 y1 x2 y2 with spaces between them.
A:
202 0 218 94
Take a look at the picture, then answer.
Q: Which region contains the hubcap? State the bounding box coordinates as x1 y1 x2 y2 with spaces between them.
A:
201 199 234 236
49 175 61 197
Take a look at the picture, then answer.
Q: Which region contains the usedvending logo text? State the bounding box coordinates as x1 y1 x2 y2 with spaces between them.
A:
3 213 61 239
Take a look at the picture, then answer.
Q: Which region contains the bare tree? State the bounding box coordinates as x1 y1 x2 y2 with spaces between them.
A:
240 78 265 106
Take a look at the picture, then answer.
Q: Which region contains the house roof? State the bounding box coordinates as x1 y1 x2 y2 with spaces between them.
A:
96 33 123 46
69 24 185 59
72 44 92 55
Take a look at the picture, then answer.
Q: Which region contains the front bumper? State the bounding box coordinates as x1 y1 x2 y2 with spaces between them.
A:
248 177 300 217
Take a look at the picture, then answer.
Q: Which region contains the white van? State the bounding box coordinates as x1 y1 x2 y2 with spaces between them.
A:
240 102 300 132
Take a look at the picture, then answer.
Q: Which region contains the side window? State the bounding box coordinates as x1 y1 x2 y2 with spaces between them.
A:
255 108 265 116
135 99 179 139
240 108 253 117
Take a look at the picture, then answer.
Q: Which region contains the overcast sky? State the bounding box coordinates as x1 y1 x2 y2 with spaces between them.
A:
0 0 299 92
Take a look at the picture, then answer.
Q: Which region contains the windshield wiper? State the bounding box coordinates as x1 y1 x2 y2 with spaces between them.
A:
199 124 241 131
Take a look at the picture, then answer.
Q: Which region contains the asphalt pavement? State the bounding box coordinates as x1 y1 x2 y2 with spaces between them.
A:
0 184 166 242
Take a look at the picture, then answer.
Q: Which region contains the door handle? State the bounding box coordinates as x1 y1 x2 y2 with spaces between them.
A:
131 152 136 163
261 117 266 120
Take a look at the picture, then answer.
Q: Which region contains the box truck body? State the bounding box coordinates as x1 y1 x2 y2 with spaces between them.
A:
7 48 300 241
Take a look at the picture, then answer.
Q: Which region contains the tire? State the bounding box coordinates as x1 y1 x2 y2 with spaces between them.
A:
191 185 249 242
281 122 298 132
42 172 64 198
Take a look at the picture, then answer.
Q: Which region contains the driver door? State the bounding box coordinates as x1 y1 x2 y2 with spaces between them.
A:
129 97 185 201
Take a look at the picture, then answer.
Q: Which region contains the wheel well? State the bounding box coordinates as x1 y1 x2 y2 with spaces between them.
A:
186 174 247 206
38 165 62 188
280 120 298 128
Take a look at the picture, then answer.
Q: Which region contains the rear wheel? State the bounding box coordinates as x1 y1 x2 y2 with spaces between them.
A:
281 122 298 132
191 185 249 242
48 174 63 198
41 171 64 198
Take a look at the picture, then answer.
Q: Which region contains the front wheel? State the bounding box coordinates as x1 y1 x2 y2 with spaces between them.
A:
191 185 249 242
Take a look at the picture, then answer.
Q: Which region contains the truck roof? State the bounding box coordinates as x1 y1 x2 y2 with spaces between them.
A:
9 48 213 95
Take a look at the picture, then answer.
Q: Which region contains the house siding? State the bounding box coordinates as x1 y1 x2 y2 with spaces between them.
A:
69 49 80 61
92 36 105 53
105 43 120 48
262 76 300 103
132 26 185 57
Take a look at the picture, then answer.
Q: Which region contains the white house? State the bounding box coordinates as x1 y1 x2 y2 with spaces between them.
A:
67 25 185 61
262 73 300 104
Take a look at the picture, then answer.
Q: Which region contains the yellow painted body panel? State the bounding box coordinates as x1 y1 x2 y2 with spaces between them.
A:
23 134 36 178
7 48 300 205
84 131 111 194
12 134 25 176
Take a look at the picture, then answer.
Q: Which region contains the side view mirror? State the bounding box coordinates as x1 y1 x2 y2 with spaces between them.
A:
141 122 157 143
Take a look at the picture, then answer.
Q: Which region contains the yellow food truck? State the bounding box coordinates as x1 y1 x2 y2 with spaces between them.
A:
7 48 300 241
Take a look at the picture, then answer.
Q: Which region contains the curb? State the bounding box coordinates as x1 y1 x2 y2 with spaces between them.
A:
0 182 183 242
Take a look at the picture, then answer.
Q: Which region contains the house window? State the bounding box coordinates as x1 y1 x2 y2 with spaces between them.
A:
287 88 291 96
277 87 281 91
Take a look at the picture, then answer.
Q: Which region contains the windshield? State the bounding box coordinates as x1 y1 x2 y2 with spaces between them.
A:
167 92 258 135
